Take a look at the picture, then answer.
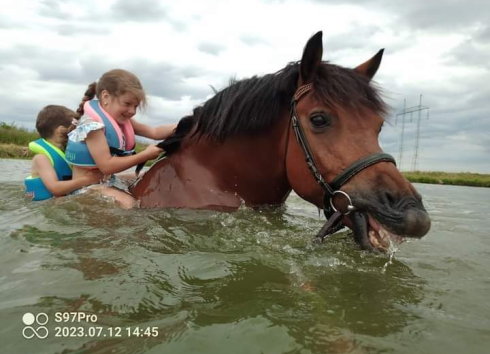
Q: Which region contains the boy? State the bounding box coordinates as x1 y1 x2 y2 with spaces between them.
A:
25 105 101 201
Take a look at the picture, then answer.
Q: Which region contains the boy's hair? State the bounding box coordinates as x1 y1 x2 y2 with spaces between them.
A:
36 105 76 139
76 69 147 118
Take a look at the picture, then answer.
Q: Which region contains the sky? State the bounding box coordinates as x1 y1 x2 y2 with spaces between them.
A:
0 0 488 173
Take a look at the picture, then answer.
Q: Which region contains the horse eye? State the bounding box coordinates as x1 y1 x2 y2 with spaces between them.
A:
310 114 331 128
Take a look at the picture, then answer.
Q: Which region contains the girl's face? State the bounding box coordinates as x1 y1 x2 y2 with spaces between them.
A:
103 91 139 125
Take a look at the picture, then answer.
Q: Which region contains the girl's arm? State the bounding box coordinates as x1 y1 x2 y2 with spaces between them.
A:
34 155 102 196
131 120 177 140
86 129 162 176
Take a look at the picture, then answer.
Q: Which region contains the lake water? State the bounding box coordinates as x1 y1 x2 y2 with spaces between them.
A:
0 158 489 354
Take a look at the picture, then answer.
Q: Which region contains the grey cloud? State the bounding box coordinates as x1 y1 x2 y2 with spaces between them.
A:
309 0 490 33
76 57 212 101
379 76 490 171
197 42 226 56
55 23 113 37
0 16 23 29
0 65 70 127
169 19 187 32
107 0 187 31
375 39 490 171
396 0 489 33
317 23 412 66
476 26 490 42
445 27 490 69
0 44 213 102
0 45 84 83
131 62 211 100
322 24 388 59
180 66 204 79
38 0 72 20
0 100 42 128
35 0 186 32
111 0 168 22
240 35 270 46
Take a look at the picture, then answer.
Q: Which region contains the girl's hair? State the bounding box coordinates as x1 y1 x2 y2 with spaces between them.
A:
76 69 147 117
36 105 77 139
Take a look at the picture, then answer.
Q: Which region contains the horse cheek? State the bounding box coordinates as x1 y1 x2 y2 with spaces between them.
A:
286 143 323 207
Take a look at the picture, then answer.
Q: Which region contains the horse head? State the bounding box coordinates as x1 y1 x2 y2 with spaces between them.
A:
285 31 431 252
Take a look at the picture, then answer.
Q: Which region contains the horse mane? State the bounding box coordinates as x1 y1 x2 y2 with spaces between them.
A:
158 61 387 154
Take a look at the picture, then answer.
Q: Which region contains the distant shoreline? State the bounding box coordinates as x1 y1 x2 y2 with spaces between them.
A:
1 122 488 188
401 171 490 188
1 143 488 188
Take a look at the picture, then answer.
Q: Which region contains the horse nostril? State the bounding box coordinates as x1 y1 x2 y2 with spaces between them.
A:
405 208 431 237
380 191 396 207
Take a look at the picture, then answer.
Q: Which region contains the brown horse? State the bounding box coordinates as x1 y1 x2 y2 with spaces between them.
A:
130 31 431 252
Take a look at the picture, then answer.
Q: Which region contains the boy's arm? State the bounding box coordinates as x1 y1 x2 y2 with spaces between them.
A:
34 155 101 197
131 119 177 140
86 129 162 175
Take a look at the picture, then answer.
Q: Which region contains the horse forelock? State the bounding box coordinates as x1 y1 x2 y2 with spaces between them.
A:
314 64 389 118
160 61 387 155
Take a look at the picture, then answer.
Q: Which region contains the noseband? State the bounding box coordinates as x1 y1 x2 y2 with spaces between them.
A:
289 83 396 240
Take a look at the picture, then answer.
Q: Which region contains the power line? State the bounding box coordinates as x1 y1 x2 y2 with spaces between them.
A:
412 95 430 171
395 95 429 171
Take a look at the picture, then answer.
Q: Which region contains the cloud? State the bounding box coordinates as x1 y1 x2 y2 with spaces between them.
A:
38 0 72 20
309 0 490 32
111 0 168 22
394 0 490 32
55 23 113 37
127 61 212 101
0 44 85 84
107 0 186 30
197 42 226 56
379 76 490 172
240 35 270 46
0 41 217 100
445 26 490 69
73 58 213 101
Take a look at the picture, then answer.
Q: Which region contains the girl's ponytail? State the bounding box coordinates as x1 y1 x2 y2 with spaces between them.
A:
75 82 97 118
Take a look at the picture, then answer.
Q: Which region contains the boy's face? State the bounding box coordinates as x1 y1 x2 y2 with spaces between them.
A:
104 92 139 125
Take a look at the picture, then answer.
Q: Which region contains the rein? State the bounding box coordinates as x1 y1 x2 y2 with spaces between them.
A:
289 83 396 241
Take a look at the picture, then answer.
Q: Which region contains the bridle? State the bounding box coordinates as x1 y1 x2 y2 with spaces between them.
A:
288 83 396 240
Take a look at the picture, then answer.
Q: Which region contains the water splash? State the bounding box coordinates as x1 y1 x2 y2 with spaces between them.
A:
381 238 399 274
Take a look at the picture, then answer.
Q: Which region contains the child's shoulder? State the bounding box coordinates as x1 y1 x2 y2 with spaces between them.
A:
32 153 53 165
31 153 54 177
69 116 105 143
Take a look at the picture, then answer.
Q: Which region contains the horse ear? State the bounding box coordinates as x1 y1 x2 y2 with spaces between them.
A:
299 31 323 84
354 49 384 80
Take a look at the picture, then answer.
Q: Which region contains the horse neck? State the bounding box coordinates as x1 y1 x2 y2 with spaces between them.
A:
177 112 292 206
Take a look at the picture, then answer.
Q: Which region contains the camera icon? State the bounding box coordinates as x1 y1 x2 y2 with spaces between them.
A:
22 312 49 339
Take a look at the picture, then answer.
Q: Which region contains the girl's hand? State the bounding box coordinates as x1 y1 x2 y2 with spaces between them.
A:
142 144 163 160
83 169 103 184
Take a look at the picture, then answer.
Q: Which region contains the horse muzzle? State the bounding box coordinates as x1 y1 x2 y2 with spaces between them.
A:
344 195 431 252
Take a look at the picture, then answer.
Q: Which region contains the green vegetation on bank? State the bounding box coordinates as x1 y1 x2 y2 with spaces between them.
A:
0 121 149 159
0 122 39 146
402 171 490 188
1 122 489 187
0 143 33 159
0 122 39 159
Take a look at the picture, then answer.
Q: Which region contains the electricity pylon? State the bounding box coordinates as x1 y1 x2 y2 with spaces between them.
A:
395 95 429 171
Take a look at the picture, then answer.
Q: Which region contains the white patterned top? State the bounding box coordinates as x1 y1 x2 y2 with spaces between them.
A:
68 116 104 143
